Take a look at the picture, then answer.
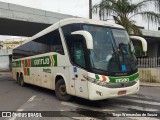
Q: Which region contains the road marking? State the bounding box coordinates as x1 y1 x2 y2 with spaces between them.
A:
72 117 99 120
113 104 160 120
128 94 140 98
128 94 153 100
117 97 160 106
8 109 24 120
61 102 159 120
17 109 23 111
27 95 36 102
9 116 16 120
128 117 159 120
60 109 99 120
113 104 159 111
61 101 114 111
8 95 36 120
60 109 101 120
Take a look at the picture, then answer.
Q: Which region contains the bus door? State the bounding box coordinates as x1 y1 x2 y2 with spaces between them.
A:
70 38 89 99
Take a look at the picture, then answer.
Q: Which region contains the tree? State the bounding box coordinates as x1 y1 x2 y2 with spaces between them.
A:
93 0 160 35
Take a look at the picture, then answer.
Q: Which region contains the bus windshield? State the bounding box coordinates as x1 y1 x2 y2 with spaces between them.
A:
83 25 137 73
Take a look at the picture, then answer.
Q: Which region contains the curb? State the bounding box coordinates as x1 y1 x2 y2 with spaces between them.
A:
140 82 160 87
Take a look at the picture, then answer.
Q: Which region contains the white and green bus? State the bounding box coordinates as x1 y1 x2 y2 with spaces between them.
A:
12 18 145 101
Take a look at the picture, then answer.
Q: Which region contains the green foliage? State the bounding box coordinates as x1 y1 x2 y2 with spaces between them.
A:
93 0 160 35
134 45 145 57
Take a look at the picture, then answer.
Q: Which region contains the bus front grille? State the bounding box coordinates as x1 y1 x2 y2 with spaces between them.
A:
105 81 137 88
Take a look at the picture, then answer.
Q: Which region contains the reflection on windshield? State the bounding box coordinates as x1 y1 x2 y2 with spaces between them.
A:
112 29 133 55
83 25 137 72
112 29 137 71
83 25 115 71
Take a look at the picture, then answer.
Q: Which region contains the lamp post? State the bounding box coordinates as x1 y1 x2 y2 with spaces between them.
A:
89 0 92 19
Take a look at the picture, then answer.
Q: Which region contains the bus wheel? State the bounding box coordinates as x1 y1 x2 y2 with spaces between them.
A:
20 74 25 87
55 79 71 101
17 74 20 85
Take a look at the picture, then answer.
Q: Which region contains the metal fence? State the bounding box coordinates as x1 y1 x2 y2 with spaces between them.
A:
137 57 160 83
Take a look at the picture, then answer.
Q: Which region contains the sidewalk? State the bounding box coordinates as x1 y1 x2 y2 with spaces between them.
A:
140 82 160 87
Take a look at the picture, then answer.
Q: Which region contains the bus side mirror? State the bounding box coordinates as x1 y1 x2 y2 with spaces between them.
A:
71 30 93 49
130 36 147 56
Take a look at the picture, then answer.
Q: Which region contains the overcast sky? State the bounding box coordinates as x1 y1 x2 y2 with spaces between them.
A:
0 0 159 40
0 0 98 18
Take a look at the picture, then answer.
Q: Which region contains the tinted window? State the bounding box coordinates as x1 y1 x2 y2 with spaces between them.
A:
73 40 86 68
13 29 64 59
62 24 86 68
62 24 82 58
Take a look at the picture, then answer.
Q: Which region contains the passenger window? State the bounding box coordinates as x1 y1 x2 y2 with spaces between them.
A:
35 29 64 55
73 40 86 68
49 30 64 54
13 29 64 59
62 24 87 68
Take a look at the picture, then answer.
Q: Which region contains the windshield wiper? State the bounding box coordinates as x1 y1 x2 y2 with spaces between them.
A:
111 42 122 71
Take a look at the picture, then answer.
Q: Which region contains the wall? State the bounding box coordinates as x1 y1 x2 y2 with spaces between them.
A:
0 55 10 71
147 42 158 57
0 49 12 55
0 49 12 71
138 68 160 83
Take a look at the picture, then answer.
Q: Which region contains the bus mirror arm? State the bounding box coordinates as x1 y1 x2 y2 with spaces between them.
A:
71 30 93 49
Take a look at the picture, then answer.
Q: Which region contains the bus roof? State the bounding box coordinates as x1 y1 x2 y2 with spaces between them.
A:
59 18 124 29
18 18 124 46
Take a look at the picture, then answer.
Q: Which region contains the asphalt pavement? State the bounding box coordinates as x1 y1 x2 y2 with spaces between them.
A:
0 72 160 120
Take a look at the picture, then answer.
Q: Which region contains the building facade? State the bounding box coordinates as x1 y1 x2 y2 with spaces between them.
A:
0 38 25 71
132 29 160 58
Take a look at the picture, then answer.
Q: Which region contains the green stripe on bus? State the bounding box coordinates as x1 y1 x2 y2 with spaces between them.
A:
31 55 57 67
53 55 57 66
95 74 100 80
25 60 28 67
12 55 57 68
109 73 139 83
27 68 30 75
12 61 21 67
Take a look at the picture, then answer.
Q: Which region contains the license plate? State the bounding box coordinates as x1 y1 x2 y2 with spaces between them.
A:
118 90 126 95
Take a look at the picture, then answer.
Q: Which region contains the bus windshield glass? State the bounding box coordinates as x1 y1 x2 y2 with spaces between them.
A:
83 25 137 72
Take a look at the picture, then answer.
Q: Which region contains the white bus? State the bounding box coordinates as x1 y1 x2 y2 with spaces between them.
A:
12 18 144 101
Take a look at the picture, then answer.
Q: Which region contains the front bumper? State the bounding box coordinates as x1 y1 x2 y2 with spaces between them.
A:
88 79 139 100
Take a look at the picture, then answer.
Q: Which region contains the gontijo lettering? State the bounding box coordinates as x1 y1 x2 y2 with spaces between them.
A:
34 58 50 65
31 55 57 67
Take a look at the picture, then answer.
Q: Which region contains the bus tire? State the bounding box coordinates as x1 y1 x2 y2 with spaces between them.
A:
17 74 20 85
55 79 71 101
20 74 25 87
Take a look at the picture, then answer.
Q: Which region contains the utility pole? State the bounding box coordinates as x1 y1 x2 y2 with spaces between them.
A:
89 0 92 19
147 15 149 30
